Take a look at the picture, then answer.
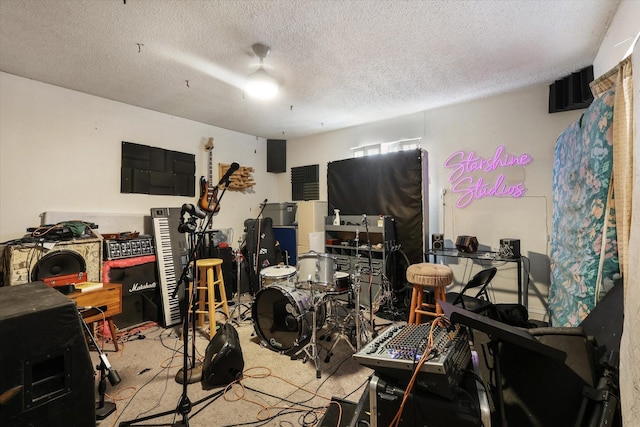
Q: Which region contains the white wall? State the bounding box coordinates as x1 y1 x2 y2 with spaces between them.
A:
0 72 278 245
593 0 640 77
281 84 583 320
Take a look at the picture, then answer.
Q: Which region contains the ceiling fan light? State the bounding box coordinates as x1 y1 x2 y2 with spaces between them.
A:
245 67 279 100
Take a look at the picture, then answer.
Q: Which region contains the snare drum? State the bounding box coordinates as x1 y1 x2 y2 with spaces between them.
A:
296 252 336 290
333 271 351 294
260 265 297 287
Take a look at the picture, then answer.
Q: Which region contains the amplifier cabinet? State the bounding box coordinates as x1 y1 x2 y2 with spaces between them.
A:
0 238 102 286
103 255 159 328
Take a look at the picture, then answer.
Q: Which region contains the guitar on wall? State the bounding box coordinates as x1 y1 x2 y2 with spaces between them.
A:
198 137 221 214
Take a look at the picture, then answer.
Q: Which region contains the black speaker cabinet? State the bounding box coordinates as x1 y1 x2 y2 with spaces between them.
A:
201 323 244 389
267 139 286 173
0 282 95 426
103 255 159 328
369 373 482 427
432 233 444 251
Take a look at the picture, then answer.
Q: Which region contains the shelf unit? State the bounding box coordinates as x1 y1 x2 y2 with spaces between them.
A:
324 215 396 307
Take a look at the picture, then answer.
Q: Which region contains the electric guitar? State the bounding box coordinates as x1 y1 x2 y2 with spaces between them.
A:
198 138 220 213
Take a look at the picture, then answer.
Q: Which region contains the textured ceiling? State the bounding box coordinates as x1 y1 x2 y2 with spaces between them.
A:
0 0 620 140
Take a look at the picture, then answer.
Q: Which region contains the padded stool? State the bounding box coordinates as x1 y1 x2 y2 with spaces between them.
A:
406 263 453 324
190 258 230 338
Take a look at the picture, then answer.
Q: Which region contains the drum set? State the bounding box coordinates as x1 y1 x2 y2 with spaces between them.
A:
251 251 370 377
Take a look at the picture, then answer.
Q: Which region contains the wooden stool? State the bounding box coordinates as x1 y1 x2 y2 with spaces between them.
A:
406 263 453 324
190 258 230 338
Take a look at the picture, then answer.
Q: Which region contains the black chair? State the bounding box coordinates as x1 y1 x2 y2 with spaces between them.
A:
445 267 497 314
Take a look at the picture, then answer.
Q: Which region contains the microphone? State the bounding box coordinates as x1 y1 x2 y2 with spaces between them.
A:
181 203 206 219
260 198 268 208
218 162 240 186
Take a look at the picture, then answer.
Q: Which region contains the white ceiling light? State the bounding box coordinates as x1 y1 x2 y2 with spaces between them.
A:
245 43 279 100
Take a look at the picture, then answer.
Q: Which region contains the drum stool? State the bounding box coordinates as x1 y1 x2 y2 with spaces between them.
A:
190 258 230 338
406 263 453 324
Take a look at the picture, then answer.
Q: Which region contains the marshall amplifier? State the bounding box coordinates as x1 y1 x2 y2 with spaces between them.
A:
103 255 159 328
104 236 155 260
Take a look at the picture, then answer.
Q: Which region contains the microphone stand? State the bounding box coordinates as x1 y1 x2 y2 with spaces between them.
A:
120 173 233 427
229 200 268 325
78 310 121 420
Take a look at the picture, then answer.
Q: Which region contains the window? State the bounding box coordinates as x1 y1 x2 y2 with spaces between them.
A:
351 138 421 158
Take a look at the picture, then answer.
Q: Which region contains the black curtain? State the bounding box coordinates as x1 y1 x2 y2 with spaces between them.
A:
327 149 425 264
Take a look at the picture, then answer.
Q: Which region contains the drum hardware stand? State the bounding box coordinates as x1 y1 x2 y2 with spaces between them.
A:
292 280 323 378
361 214 377 338
120 169 236 427
322 293 357 363
323 229 369 362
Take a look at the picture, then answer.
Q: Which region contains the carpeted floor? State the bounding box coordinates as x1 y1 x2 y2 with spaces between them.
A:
90 295 390 427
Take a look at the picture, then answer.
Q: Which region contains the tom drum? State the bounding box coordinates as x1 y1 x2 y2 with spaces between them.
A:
260 265 297 288
296 252 336 291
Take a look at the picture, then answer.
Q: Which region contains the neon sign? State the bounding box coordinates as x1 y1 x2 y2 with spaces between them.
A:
444 145 532 208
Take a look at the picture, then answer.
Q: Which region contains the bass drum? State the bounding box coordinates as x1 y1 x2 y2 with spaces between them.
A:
252 284 326 352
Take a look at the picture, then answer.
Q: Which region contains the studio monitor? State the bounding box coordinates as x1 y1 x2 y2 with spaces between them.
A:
432 233 444 251
201 323 244 389
0 282 95 426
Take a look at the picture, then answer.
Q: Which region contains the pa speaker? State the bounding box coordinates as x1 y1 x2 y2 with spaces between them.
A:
432 233 444 251
267 139 286 173
201 323 244 389
0 282 95 426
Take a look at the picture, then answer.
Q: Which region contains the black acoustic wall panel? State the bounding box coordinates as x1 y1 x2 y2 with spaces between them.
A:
291 164 320 201
549 65 594 113
267 139 287 173
0 282 95 426
327 150 426 264
121 141 196 196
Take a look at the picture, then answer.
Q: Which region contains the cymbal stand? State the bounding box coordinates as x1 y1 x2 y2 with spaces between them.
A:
361 214 377 337
292 281 323 378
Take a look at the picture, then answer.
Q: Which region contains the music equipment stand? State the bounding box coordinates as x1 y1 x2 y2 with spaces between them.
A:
440 300 566 427
78 310 121 420
120 179 234 427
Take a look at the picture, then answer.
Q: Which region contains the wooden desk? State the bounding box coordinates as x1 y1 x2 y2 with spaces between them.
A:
68 283 122 351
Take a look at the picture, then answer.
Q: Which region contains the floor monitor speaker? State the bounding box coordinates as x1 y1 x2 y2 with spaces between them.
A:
201 323 244 389
0 282 95 426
